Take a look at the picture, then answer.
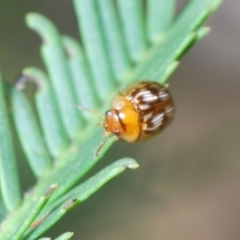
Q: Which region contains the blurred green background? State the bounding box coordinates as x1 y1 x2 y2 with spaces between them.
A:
1 1 240 239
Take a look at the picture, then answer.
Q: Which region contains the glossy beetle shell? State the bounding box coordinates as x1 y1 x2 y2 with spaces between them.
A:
103 81 174 142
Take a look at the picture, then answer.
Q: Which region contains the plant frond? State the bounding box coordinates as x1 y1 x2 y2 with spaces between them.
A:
0 0 222 238
0 74 21 211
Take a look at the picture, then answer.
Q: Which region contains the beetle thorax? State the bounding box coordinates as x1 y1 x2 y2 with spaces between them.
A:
103 94 140 142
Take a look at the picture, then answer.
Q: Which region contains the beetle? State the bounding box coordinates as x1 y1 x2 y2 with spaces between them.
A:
77 81 174 156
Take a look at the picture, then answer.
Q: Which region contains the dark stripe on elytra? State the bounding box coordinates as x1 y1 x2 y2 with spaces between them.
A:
133 90 170 126
146 110 164 128
143 117 167 135
143 107 173 135
115 109 126 132
136 94 168 116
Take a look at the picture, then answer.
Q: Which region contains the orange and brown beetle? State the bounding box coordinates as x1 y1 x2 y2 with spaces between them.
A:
77 81 174 156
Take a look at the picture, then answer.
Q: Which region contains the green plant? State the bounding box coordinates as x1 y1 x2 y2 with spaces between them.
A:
0 0 221 239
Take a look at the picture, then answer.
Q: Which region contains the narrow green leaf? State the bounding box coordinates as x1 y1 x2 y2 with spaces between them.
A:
171 0 222 33
18 67 68 158
11 88 51 177
12 184 58 240
37 238 50 240
25 158 138 239
116 0 147 62
0 76 21 211
174 27 211 61
0 195 7 221
73 0 115 100
96 0 130 81
54 232 74 240
62 36 99 119
147 0 175 43
160 61 179 85
26 13 82 138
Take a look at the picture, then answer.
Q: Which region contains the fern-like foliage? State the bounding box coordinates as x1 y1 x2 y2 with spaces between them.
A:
0 0 221 239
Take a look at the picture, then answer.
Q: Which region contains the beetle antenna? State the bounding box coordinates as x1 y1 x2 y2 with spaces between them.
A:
75 104 104 119
95 137 109 157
